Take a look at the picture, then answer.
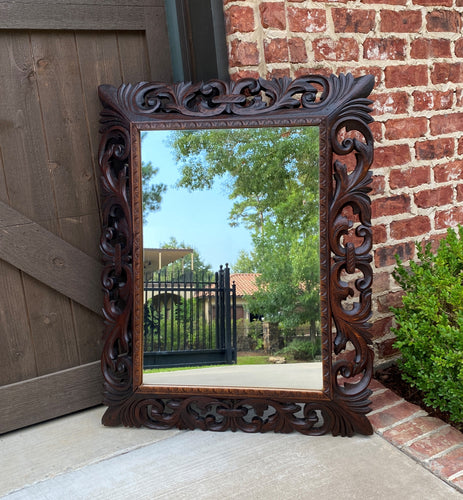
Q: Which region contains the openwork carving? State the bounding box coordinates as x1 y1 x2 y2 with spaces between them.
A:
99 73 375 436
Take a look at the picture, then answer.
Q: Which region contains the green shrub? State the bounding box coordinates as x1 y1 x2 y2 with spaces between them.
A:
391 225 463 424
277 337 321 361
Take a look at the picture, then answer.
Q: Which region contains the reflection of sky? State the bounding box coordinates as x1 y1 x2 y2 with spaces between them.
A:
142 131 252 271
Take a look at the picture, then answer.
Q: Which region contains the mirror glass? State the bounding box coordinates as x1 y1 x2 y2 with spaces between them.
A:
141 126 322 390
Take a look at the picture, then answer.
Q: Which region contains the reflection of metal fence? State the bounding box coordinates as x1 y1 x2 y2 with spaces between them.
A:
143 265 236 368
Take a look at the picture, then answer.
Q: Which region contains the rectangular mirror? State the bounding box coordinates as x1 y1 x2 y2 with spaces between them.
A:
99 74 375 435
141 127 322 390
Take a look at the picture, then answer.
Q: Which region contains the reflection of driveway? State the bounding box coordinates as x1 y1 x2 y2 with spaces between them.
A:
143 362 323 390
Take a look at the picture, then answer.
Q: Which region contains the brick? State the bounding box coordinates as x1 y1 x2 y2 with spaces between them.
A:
259 2 285 30
369 379 386 392
381 10 422 33
313 38 359 61
375 336 400 357
225 5 255 34
288 38 307 63
429 447 463 478
385 65 428 88
407 426 463 460
432 62 463 84
264 38 289 63
415 186 453 209
229 40 259 67
455 39 463 57
436 206 463 229
415 138 454 160
372 271 391 294
382 416 447 446
430 113 463 135
338 66 383 88
230 70 260 81
389 166 430 189
370 121 383 142
370 388 404 411
368 400 422 430
371 316 393 340
456 89 463 107
332 9 376 33
434 159 463 182
374 144 411 168
411 38 451 59
287 7 326 32
377 290 405 313
413 0 452 4
374 242 414 267
457 184 463 202
451 476 463 489
372 194 411 218
294 67 332 79
413 90 453 111
364 38 406 61
427 10 462 32
372 92 409 115
373 224 388 244
390 216 431 240
266 68 291 80
363 0 406 4
385 117 427 140
371 175 386 196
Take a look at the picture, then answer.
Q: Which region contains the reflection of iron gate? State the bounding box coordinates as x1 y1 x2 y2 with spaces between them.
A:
143 265 236 368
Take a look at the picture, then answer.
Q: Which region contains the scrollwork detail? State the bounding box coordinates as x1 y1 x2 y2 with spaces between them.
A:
98 73 375 436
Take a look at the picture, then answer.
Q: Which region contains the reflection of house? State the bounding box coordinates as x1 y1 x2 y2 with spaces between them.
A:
143 248 193 305
231 273 260 321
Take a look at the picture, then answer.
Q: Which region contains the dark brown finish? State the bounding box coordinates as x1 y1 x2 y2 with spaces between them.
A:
0 0 172 432
98 74 375 436
0 361 102 435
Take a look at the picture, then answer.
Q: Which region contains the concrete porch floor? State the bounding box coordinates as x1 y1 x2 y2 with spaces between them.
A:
1 402 461 499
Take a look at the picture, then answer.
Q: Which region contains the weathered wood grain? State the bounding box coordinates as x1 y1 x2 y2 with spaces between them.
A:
118 31 152 83
0 31 79 383
0 0 172 431
0 260 37 386
144 5 173 81
0 361 102 434
1 5 147 30
0 201 102 314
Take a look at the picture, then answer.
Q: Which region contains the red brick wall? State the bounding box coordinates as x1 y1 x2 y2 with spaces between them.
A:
223 0 463 365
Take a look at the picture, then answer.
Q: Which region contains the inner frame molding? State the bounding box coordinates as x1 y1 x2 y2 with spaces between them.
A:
98 74 375 436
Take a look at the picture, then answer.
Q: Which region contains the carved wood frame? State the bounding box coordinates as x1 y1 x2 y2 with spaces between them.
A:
98 74 375 436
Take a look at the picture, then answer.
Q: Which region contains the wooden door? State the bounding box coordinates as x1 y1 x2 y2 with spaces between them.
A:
0 0 172 433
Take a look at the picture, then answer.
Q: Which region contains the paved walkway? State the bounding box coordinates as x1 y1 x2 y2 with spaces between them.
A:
1 379 462 499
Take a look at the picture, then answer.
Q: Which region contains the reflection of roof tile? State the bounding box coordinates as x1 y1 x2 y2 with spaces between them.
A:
231 273 260 297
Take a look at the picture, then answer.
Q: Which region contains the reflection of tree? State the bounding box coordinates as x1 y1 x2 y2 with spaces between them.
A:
169 127 320 330
141 132 166 221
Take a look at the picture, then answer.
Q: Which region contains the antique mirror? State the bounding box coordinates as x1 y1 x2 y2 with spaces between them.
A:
99 74 375 435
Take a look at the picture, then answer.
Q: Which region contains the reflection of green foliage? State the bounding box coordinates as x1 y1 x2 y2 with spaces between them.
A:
141 132 166 222
143 297 217 351
277 337 321 361
169 127 320 329
160 237 212 274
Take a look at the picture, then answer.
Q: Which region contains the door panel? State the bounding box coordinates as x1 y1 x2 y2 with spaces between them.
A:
0 0 172 433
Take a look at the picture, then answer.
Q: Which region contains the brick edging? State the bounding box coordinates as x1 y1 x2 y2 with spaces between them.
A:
368 379 463 493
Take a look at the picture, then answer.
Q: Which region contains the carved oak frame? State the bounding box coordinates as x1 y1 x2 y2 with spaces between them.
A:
98 74 375 436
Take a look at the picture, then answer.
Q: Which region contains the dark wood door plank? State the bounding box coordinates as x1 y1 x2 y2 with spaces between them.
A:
0 361 102 434
0 201 102 315
0 260 37 386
